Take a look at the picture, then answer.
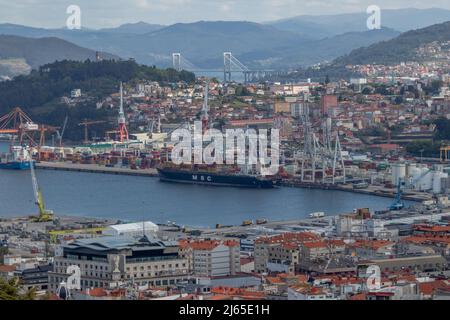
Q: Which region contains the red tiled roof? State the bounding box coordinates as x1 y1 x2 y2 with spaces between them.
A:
87 288 108 297
418 280 450 296
0 265 16 273
255 232 320 246
179 239 239 251
349 293 366 300
414 224 450 233
350 239 394 250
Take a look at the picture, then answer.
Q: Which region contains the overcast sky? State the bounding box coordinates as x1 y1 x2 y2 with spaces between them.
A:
1 0 450 28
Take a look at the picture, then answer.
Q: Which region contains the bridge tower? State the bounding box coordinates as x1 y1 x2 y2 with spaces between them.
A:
223 52 232 83
172 53 181 72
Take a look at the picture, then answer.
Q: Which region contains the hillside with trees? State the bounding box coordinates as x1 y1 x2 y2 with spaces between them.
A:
333 21 450 66
0 59 195 141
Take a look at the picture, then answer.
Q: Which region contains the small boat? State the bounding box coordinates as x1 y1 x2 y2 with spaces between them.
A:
309 212 325 218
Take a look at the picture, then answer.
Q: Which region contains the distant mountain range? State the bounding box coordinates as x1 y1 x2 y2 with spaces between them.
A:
0 21 399 70
98 21 164 34
287 21 450 81
267 8 450 39
0 8 449 73
0 35 118 78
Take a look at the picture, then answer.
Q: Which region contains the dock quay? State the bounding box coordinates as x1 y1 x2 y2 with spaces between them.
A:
35 161 158 177
281 180 433 202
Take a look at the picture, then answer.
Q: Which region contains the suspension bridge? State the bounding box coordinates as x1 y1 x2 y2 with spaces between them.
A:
172 52 285 83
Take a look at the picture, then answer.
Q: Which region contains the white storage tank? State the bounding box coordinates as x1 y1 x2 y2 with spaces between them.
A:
416 169 433 191
433 172 449 194
391 163 406 185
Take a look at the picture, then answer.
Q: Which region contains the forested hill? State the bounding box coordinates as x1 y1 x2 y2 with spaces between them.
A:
0 59 195 141
333 21 450 66
282 21 450 81
0 59 195 114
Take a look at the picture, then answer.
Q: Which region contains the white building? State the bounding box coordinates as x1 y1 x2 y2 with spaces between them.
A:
71 89 81 98
103 221 159 238
179 239 240 277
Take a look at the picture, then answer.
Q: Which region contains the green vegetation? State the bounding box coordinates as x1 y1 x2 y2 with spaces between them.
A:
434 117 450 140
406 140 442 158
0 277 36 300
405 118 450 157
0 247 8 264
0 59 195 142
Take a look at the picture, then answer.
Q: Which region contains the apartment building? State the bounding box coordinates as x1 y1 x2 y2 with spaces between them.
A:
48 235 190 293
179 239 240 277
254 232 321 274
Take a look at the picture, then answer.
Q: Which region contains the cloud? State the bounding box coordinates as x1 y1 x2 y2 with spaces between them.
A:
0 0 449 28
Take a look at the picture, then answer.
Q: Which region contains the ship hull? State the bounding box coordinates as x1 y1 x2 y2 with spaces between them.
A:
0 161 31 170
157 168 276 189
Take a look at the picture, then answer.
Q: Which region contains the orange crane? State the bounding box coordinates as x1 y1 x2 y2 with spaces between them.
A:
78 119 106 144
0 107 39 145
441 145 450 163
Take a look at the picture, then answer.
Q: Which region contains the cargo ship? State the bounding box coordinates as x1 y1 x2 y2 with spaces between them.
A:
0 146 33 170
157 166 278 188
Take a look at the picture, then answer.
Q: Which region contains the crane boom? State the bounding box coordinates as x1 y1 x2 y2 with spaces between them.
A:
30 158 39 205
29 158 54 222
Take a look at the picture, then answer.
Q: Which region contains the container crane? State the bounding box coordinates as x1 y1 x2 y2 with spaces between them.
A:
0 107 40 146
29 159 54 222
118 82 129 143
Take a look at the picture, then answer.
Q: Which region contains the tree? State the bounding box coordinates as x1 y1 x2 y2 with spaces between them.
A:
434 117 450 140
0 277 37 300
0 246 8 265
394 96 403 105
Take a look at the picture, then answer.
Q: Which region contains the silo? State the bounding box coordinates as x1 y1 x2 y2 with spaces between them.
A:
433 172 449 194
391 163 406 185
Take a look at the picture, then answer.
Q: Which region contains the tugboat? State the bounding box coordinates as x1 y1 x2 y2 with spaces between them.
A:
0 145 33 170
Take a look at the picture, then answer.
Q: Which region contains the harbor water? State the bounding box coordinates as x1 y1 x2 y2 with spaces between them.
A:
0 142 406 227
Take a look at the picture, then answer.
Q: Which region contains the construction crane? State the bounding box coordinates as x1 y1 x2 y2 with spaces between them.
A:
118 82 129 143
55 116 69 147
29 159 54 222
48 227 105 243
78 119 106 144
38 124 59 148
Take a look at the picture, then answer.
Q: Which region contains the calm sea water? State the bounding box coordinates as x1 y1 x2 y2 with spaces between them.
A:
0 142 404 227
